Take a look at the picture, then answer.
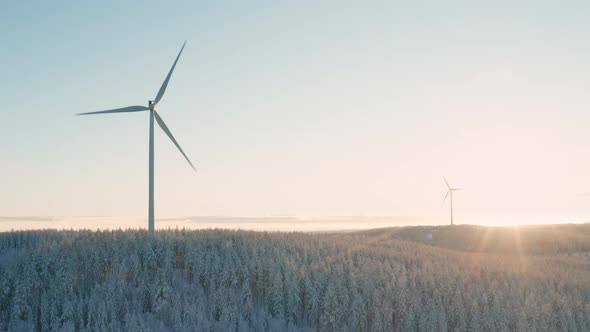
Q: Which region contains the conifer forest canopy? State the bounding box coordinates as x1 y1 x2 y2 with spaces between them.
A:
0 226 589 331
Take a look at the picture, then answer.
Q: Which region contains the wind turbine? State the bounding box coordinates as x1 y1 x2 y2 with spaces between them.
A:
443 177 461 225
77 41 195 232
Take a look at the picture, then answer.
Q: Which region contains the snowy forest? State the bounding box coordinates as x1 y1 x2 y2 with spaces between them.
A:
0 226 589 331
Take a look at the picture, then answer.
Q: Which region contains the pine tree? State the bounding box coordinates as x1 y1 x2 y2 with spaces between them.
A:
320 281 339 332
268 271 284 318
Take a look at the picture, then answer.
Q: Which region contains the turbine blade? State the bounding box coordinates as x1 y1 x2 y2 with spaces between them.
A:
154 41 187 105
443 177 451 189
442 190 450 206
77 105 149 115
154 111 195 171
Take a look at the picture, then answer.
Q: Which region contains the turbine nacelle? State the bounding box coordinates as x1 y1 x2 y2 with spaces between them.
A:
148 100 155 110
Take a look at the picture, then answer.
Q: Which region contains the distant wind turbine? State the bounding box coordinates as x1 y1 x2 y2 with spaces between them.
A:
443 177 461 225
77 41 195 232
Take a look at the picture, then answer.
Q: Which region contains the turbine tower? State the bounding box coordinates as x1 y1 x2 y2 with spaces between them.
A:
443 177 461 225
77 41 195 232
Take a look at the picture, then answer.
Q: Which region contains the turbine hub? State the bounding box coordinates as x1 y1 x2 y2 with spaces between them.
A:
148 100 155 111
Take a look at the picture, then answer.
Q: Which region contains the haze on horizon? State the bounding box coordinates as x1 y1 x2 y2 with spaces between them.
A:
2 1 590 229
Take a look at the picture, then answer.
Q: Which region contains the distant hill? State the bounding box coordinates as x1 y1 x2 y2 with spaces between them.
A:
358 223 590 255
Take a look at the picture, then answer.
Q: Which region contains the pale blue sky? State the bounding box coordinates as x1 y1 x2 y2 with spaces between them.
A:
2 1 590 225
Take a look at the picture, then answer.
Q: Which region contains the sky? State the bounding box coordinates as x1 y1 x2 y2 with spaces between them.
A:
2 1 590 227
